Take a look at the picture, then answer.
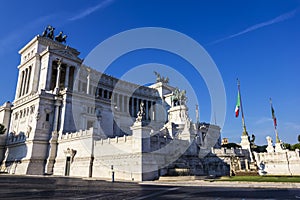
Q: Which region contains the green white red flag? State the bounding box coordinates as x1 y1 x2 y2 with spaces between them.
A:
235 90 241 118
271 104 277 128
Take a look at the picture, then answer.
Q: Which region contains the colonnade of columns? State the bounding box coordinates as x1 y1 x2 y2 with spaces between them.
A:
94 85 156 120
115 94 156 121
18 66 32 97
53 59 75 93
79 70 158 121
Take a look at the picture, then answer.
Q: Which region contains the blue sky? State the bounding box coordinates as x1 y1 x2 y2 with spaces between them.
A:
0 0 299 145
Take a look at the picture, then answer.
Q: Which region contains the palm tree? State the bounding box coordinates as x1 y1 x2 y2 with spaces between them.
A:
0 123 6 135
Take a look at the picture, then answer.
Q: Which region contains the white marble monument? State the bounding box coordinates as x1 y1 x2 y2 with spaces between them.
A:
0 27 228 181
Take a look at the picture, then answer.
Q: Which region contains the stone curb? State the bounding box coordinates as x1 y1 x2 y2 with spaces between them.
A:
139 180 300 189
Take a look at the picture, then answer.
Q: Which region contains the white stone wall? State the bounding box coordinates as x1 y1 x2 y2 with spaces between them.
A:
254 149 300 176
54 129 94 177
0 133 48 175
53 126 173 181
3 92 57 175
93 135 141 181
52 128 145 181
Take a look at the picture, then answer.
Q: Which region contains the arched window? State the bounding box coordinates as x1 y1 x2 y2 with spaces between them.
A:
22 68 28 96
50 61 58 91
15 112 18 120
19 71 25 97
26 66 32 94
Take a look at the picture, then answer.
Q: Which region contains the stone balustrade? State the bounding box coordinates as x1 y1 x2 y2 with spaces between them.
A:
59 128 94 141
254 149 300 176
96 135 132 145
7 133 26 144
211 147 247 156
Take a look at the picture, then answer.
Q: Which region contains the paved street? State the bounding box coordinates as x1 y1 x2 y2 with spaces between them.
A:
0 175 300 199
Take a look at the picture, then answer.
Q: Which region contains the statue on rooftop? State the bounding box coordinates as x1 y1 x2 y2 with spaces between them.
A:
154 71 169 84
41 25 67 43
173 88 187 106
47 25 55 40
55 31 67 43
42 26 48 37
55 31 63 42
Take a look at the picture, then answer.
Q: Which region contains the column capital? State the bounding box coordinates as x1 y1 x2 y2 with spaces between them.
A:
56 58 63 66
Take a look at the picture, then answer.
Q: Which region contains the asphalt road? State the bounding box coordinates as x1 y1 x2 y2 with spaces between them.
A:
0 175 300 199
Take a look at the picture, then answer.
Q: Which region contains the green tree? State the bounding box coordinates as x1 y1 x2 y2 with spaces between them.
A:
221 143 241 149
291 143 300 150
252 145 267 153
298 134 300 143
0 123 6 135
283 143 291 150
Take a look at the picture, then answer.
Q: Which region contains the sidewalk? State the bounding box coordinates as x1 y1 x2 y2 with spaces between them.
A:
140 179 300 189
1 174 299 189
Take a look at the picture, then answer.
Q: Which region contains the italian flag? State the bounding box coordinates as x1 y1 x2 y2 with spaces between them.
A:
271 104 277 127
235 91 241 118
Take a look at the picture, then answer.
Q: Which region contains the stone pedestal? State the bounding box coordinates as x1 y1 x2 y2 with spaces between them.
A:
266 145 274 153
168 105 189 125
0 134 7 164
240 135 253 162
275 142 284 152
167 105 189 138
266 136 274 153
178 121 194 142
130 121 159 181
240 135 250 150
45 131 59 174
130 121 151 153
0 101 12 135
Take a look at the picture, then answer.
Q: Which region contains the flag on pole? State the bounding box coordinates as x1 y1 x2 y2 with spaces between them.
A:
271 104 277 127
235 90 241 117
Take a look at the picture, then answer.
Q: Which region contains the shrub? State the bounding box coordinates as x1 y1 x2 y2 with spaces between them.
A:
291 143 300 151
221 143 241 149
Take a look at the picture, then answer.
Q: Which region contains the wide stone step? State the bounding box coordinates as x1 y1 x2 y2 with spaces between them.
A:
158 175 206 181
234 170 258 176
167 168 191 176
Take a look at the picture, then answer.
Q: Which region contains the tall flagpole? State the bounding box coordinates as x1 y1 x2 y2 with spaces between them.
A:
237 79 253 162
237 79 248 136
270 98 280 143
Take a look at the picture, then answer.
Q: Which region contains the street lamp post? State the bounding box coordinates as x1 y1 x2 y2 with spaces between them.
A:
111 165 115 182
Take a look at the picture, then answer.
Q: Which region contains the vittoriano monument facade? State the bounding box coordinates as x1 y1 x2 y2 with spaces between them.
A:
0 28 239 181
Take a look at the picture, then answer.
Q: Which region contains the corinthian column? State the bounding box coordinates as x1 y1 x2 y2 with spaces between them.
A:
145 101 149 120
64 65 70 90
87 69 90 95
55 59 62 94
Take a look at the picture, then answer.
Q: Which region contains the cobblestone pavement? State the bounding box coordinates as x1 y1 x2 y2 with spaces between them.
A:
0 175 300 199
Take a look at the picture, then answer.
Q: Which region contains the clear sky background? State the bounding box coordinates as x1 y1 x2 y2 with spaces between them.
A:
0 0 299 145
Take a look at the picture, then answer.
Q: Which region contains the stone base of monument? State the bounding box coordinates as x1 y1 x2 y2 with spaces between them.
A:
275 142 285 152
249 162 258 171
234 170 258 176
167 168 191 176
158 175 206 181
